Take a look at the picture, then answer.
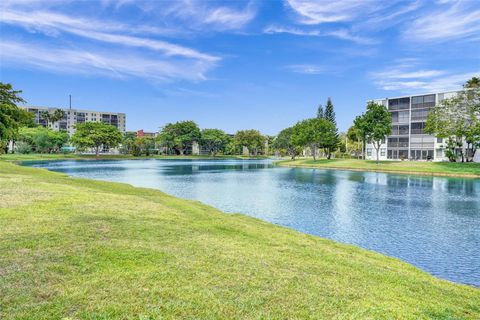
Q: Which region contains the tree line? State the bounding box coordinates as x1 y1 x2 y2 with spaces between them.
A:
2 77 479 162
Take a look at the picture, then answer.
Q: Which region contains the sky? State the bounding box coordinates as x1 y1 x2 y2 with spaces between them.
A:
1 0 479 134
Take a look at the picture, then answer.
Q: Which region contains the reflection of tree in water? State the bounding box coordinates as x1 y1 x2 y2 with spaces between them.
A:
162 163 273 175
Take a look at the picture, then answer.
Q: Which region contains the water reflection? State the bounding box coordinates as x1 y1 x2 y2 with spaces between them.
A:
26 159 480 286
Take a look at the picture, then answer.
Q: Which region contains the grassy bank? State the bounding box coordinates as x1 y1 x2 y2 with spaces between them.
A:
0 153 267 162
0 162 479 319
278 158 480 178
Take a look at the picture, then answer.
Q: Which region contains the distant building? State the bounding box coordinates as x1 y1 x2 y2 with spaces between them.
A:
365 90 479 162
136 129 157 138
21 106 126 136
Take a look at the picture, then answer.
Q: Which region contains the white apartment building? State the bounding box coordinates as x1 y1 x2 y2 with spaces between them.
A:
21 106 126 136
365 90 479 162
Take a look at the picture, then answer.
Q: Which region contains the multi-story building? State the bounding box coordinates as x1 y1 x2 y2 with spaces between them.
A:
365 91 461 161
21 106 126 136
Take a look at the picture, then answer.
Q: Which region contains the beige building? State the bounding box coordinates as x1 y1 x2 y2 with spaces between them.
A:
21 106 126 136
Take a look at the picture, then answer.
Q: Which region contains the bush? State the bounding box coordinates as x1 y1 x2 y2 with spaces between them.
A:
15 141 32 154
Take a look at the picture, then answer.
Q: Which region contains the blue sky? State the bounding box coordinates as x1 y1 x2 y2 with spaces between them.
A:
1 0 479 134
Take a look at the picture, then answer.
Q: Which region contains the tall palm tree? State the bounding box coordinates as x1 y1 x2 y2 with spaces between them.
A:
465 77 480 89
39 109 65 128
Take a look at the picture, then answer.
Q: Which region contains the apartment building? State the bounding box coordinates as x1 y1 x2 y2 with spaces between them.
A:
21 106 126 136
365 91 460 161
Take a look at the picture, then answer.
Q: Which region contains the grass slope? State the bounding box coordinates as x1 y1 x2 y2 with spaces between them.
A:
278 158 480 178
0 161 479 319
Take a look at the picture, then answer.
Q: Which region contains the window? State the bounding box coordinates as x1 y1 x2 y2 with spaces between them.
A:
367 149 372 156
398 111 409 123
411 122 426 135
436 149 443 158
437 137 443 143
380 149 386 156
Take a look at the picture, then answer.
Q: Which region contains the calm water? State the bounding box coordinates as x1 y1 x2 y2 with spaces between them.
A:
26 159 480 286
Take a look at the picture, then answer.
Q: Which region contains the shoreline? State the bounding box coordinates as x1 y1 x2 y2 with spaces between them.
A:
1 160 478 318
276 159 480 179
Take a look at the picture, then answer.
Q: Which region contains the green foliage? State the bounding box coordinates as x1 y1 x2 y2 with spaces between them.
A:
425 85 480 162
158 121 201 155
71 122 122 156
200 128 230 155
15 141 32 154
273 127 300 159
291 118 337 160
39 108 66 127
0 83 34 153
360 102 392 163
132 137 156 156
234 129 266 156
0 82 26 105
324 97 336 126
18 127 69 153
316 104 324 119
465 76 480 89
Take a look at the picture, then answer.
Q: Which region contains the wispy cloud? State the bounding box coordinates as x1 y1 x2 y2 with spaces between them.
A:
285 0 373 24
0 40 215 82
264 25 375 44
1 9 219 62
287 64 327 74
370 60 479 92
404 1 480 42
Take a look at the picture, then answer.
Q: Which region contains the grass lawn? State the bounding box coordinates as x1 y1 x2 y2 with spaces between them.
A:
0 161 479 319
277 158 480 178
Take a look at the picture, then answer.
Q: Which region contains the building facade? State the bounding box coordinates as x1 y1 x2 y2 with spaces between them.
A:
21 106 126 136
365 91 461 162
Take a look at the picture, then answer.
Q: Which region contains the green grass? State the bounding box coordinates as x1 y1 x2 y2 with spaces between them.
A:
0 153 267 162
0 161 479 319
278 158 480 178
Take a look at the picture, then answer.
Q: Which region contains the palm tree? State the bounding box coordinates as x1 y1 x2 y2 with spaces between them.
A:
39 109 65 128
465 77 480 89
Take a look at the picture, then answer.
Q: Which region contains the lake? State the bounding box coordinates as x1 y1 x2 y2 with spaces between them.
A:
26 159 480 286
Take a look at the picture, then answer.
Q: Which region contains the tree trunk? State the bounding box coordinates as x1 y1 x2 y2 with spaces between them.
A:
376 147 380 164
95 146 100 159
312 145 317 161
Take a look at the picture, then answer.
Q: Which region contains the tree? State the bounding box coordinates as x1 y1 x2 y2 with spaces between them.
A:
200 128 230 156
324 97 336 126
317 104 324 119
425 83 480 162
273 127 300 159
18 127 69 153
291 118 337 160
39 109 65 128
362 102 392 163
70 122 122 157
0 82 34 153
131 137 156 156
465 76 480 89
157 121 200 155
346 125 362 158
353 115 370 160
234 130 265 156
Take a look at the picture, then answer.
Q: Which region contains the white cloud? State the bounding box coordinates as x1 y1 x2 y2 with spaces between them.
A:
204 5 257 30
285 0 371 24
405 1 480 42
264 25 375 44
370 61 479 92
0 40 216 82
1 9 217 62
287 64 327 74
